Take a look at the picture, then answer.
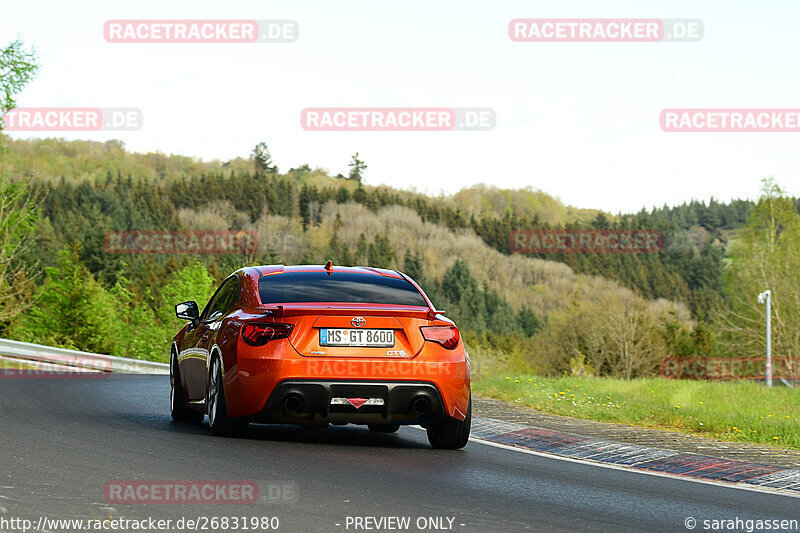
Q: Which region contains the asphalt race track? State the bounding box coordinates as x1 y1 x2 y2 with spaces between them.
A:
1 375 797 532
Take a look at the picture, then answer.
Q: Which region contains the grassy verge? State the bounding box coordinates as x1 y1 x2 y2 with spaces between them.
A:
473 374 800 450
0 358 34 369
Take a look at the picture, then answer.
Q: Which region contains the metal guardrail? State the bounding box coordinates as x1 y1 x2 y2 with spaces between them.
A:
0 338 169 374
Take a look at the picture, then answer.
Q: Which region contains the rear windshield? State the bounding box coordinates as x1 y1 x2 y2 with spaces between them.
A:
258 272 428 306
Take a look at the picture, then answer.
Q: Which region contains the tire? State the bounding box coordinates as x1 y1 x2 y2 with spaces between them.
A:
368 423 400 433
426 395 471 450
207 356 249 437
170 352 203 423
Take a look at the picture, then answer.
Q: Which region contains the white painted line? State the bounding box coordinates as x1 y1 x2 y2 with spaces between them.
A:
747 470 800 487
412 423 798 498
466 434 800 500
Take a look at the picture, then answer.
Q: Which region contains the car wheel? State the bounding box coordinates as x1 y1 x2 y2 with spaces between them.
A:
207 356 249 437
170 352 202 423
368 423 400 433
426 395 471 450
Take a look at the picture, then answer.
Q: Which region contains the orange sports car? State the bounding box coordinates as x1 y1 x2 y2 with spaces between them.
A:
170 263 471 449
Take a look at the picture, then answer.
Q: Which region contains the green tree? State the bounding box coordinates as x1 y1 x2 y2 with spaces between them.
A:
348 152 367 183
10 245 117 352
439 260 486 332
0 38 39 119
108 274 159 360
299 184 311 231
336 186 351 203
157 262 216 325
250 142 277 174
0 37 40 322
442 259 477 304
326 232 353 267
260 245 281 265
516 304 543 336
590 212 611 229
107 262 216 362
354 232 369 265
718 178 800 362
0 174 41 322
367 233 395 268
403 249 424 283
300 249 318 264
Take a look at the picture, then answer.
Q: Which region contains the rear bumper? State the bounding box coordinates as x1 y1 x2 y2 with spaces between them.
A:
222 340 470 422
254 380 446 426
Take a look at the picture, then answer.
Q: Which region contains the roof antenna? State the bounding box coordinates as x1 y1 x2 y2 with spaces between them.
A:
324 259 333 274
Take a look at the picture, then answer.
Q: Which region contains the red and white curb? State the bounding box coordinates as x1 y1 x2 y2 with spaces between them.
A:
468 417 800 497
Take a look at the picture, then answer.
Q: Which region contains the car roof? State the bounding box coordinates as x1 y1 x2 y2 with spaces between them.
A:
252 264 404 278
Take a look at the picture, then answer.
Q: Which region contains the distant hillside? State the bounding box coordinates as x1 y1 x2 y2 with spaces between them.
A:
452 184 601 226
4 137 773 319
4 138 600 224
6 136 790 377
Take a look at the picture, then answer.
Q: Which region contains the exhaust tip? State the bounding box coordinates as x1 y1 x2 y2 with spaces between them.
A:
283 394 304 414
412 396 432 416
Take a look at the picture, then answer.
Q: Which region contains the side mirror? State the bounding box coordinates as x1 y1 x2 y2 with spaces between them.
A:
175 301 200 327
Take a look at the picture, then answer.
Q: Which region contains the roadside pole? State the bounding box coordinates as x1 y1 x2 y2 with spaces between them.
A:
758 289 772 387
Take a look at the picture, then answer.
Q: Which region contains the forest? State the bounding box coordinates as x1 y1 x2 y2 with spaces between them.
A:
1 136 798 378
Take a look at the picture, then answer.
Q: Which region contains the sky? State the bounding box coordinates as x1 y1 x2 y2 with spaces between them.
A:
2 0 799 213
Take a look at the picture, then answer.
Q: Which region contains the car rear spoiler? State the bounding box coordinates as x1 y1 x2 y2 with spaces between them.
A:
259 304 436 320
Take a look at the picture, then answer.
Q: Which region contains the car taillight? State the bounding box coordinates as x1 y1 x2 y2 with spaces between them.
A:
420 326 460 350
241 323 293 346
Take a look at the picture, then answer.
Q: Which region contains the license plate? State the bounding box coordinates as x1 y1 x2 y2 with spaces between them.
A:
319 328 394 347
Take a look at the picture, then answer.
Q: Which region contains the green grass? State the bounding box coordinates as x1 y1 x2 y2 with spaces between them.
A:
473 374 800 450
0 358 35 369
